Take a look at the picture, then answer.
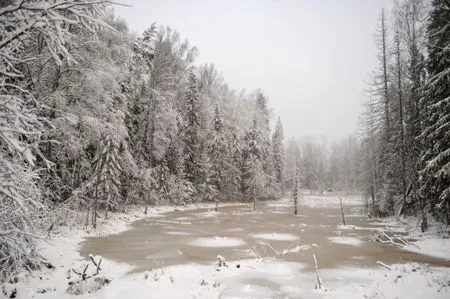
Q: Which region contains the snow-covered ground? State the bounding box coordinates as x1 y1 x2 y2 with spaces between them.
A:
3 199 450 299
370 216 450 261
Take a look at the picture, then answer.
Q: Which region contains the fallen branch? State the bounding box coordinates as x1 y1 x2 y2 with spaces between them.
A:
395 235 420 249
261 257 279 262
376 261 391 271
261 242 281 256
71 264 89 281
374 230 406 248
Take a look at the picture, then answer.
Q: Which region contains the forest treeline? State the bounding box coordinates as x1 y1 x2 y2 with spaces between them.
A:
0 0 279 279
0 0 448 282
359 0 449 228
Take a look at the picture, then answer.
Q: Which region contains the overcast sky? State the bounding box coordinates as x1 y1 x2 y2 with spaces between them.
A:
115 0 393 140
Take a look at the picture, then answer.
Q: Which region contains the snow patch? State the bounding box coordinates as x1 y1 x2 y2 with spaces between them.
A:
328 236 364 246
251 233 298 241
188 237 246 247
165 231 191 236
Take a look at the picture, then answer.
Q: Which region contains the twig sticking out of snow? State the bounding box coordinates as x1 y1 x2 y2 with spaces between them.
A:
261 243 281 256
376 261 392 271
71 264 90 281
281 243 318 255
89 255 102 275
70 255 103 282
339 197 346 226
313 254 323 290
252 242 317 260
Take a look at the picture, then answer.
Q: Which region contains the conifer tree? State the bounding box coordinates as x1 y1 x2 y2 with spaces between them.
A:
243 119 267 210
272 117 285 192
254 90 277 198
183 71 203 187
227 128 244 198
91 133 123 226
419 0 450 224
208 106 227 194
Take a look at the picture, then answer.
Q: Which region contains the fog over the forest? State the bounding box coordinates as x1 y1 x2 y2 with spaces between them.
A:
115 0 393 139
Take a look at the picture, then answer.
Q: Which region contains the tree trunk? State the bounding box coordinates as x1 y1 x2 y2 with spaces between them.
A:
395 32 407 219
293 170 298 215
85 206 90 229
93 185 98 229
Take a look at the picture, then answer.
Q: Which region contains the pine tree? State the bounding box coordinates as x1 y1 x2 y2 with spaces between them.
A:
227 128 244 198
394 0 428 215
419 0 450 224
183 71 203 187
254 90 277 198
272 117 285 192
91 133 123 227
208 106 227 194
166 116 185 177
243 119 267 210
362 8 396 216
388 31 408 218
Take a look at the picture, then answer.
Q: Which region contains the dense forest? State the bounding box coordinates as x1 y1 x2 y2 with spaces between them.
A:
0 0 449 283
359 0 449 229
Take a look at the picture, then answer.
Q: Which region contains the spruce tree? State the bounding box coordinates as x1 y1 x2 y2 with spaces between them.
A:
183 71 203 187
243 119 267 210
208 106 227 194
254 90 277 198
91 133 123 227
419 0 450 223
272 117 285 192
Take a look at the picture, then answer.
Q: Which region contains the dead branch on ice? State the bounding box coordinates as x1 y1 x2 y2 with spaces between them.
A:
252 242 317 260
373 230 419 249
260 242 281 256
376 261 392 271
394 234 420 249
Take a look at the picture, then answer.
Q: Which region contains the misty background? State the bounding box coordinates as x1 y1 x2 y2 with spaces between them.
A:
115 0 392 139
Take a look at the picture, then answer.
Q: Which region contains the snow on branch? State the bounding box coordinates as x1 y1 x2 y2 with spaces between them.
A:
0 0 118 282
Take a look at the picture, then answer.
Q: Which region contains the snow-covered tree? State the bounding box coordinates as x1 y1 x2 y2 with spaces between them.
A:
0 0 113 280
253 90 277 198
225 128 244 199
90 132 123 226
419 0 450 223
243 119 267 210
272 117 285 192
207 106 227 194
183 71 203 187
